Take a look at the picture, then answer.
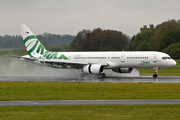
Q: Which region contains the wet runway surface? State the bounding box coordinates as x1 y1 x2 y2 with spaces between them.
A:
0 75 180 83
0 100 180 106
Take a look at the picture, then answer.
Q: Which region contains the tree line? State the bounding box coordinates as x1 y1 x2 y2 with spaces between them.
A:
130 19 180 58
0 33 74 50
69 28 130 51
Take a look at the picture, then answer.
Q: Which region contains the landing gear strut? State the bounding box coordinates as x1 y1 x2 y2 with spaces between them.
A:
101 73 106 78
153 67 158 78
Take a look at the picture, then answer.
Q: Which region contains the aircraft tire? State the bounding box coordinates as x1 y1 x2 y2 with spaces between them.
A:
153 74 157 78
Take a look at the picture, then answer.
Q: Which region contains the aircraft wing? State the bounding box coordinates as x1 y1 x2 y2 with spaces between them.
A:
5 54 36 61
5 54 108 69
38 59 108 69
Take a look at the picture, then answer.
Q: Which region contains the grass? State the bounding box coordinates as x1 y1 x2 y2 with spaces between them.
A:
0 105 180 120
0 82 180 120
1 82 180 101
0 49 27 56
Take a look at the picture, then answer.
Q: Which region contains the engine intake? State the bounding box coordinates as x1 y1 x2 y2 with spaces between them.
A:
112 68 133 73
82 64 104 74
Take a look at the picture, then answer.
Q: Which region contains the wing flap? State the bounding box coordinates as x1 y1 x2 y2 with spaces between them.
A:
39 59 88 65
6 54 109 69
39 59 108 69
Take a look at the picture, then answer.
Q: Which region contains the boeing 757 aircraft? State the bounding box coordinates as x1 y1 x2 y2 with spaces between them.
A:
7 25 177 78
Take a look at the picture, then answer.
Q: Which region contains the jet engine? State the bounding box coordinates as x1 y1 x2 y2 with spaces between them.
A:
112 68 133 73
82 64 104 74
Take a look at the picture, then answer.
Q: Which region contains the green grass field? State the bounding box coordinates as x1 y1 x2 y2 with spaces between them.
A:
0 49 27 55
1 82 180 101
0 105 180 120
0 82 180 120
0 80 180 120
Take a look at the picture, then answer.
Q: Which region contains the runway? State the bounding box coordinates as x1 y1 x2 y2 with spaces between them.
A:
0 100 180 106
0 62 179 83
0 75 180 83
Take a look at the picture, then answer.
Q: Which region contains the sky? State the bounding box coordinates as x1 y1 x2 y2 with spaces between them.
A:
0 0 180 37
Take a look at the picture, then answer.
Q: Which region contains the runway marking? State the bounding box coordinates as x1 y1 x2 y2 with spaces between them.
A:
0 100 180 106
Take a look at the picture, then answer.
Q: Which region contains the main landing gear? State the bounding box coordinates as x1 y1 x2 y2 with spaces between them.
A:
153 67 159 78
101 73 106 78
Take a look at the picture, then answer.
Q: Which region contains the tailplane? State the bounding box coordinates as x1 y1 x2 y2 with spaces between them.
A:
20 24 47 58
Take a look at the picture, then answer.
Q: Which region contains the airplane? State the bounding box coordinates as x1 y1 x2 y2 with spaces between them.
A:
7 24 177 78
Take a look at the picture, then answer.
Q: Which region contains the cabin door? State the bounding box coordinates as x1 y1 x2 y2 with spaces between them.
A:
121 54 126 63
153 54 157 63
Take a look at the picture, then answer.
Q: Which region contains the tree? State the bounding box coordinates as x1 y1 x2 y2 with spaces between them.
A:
163 42 180 59
131 26 155 51
177 19 180 26
159 30 180 51
149 19 180 50
69 29 90 51
69 29 129 51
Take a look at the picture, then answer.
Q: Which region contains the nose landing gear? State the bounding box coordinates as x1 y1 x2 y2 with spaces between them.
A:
153 67 159 78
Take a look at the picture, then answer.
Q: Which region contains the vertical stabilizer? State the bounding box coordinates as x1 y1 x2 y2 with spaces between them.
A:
20 24 47 58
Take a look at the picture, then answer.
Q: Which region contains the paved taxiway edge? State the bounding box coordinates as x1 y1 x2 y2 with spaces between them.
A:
1 100 180 106
1 75 180 83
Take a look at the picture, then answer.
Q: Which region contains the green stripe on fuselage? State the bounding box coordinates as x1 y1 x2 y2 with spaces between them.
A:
42 52 69 60
49 52 58 59
59 54 69 60
43 52 58 59
43 51 51 57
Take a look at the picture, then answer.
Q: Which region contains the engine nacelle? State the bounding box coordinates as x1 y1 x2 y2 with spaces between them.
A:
112 68 133 73
82 64 104 74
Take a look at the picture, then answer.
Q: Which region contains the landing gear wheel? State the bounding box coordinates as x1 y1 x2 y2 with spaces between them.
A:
101 73 106 78
153 74 157 78
153 67 159 78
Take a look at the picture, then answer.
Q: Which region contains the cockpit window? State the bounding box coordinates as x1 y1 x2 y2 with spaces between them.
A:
162 57 171 60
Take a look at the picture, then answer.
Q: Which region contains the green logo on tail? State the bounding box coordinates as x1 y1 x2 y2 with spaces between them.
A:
24 35 69 60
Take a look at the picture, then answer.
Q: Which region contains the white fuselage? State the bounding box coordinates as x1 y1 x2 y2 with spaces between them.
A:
22 51 177 69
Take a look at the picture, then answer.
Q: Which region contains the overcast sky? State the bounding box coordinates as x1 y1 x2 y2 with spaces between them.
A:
0 0 180 37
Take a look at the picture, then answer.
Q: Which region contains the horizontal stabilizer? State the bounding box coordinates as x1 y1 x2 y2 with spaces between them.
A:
5 54 36 61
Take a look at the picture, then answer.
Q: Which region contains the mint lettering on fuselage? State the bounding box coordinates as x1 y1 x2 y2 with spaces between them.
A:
140 61 150 65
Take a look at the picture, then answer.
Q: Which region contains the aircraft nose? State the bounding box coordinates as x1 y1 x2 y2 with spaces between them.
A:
170 60 177 66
